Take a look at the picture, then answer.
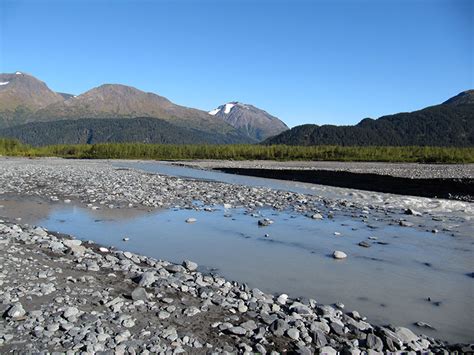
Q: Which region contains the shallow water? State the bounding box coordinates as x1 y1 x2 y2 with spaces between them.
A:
115 161 474 217
1 198 472 343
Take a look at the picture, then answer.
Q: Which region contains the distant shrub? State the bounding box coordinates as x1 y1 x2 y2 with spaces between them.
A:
0 139 472 164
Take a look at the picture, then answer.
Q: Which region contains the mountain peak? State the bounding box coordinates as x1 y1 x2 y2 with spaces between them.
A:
209 101 288 141
442 90 474 106
0 71 64 112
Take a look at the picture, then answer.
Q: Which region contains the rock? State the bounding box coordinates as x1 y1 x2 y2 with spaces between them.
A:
333 250 347 259
131 287 148 301
182 260 198 271
290 302 312 315
405 208 421 216
287 328 300 340
122 318 135 328
63 307 79 319
158 311 170 319
277 293 288 305
138 272 156 287
6 303 25 319
63 239 82 248
183 306 200 317
399 220 414 227
311 213 323 220
414 321 435 330
258 218 273 227
229 326 247 335
123 251 133 259
366 333 383 351
69 244 86 256
311 329 328 347
98 247 109 252
240 320 258 331
185 218 197 223
319 346 337 355
270 319 288 336
123 237 130 241
165 264 186 273
358 241 371 248
238 301 248 313
311 321 330 334
394 327 419 343
330 321 345 336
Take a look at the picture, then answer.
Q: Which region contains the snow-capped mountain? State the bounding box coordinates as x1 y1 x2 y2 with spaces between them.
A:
209 101 289 141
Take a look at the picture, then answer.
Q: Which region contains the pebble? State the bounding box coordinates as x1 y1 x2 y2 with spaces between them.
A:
182 260 198 271
131 287 149 301
333 250 347 259
186 218 197 223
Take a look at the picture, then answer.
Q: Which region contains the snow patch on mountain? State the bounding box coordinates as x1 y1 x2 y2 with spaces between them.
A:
0 81 9 86
224 103 235 114
15 72 22 75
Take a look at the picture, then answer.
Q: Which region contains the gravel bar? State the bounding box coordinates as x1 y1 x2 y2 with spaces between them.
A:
171 160 474 180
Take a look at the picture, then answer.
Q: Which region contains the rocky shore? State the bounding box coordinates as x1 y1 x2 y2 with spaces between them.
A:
0 157 472 353
1 221 471 354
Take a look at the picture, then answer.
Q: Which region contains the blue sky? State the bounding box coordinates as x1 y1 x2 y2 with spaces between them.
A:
0 0 472 127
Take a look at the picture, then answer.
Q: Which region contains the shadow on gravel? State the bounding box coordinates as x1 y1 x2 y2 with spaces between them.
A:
216 168 474 201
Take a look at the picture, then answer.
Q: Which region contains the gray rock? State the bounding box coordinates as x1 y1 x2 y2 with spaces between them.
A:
333 250 347 259
319 346 337 355
311 329 328 347
290 302 312 315
63 307 79 318
240 320 258 331
394 326 419 343
183 306 200 317
165 264 186 273
405 208 421 216
182 260 198 271
138 272 156 287
366 333 383 351
399 220 414 227
287 328 300 340
6 303 26 319
311 213 323 220
270 319 288 336
131 287 148 301
358 241 371 248
414 321 435 330
229 326 247 335
258 219 273 227
158 311 170 319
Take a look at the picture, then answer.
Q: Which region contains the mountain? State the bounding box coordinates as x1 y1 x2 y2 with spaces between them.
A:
0 72 65 127
0 72 251 143
0 117 252 146
264 91 474 146
442 90 474 106
32 84 244 135
209 102 288 141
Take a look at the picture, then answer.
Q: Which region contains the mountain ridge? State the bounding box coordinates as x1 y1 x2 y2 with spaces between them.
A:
263 90 474 146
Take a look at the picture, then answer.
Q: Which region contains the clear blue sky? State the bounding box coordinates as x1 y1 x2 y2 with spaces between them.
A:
0 0 472 127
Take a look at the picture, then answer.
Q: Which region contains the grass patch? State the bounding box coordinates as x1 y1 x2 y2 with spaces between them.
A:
1 139 473 163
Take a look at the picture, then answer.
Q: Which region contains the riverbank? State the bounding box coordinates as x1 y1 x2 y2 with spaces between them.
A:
1 220 471 353
0 157 473 351
171 160 474 201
